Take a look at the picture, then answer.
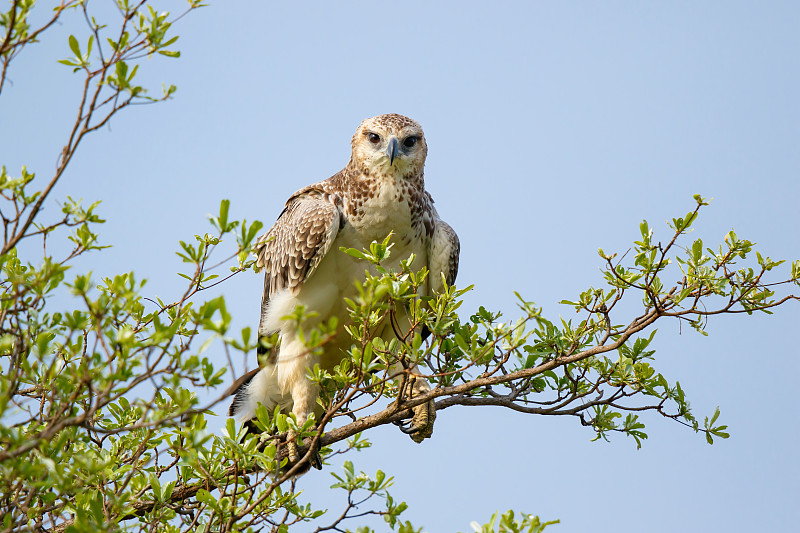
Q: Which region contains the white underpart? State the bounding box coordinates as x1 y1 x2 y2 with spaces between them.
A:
237 175 439 424
234 364 293 421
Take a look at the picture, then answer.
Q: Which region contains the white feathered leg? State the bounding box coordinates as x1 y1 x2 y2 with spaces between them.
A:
275 332 321 468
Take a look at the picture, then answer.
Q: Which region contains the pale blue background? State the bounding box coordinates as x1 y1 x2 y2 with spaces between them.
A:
1 2 798 531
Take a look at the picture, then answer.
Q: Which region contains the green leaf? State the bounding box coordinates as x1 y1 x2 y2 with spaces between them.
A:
340 246 368 261
68 34 81 57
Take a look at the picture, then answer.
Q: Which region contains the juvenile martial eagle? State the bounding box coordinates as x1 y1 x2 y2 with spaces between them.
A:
228 114 460 467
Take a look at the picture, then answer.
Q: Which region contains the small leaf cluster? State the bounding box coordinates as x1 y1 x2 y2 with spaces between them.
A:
465 510 559 533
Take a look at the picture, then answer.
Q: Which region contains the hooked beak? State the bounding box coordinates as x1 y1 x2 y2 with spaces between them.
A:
387 137 399 165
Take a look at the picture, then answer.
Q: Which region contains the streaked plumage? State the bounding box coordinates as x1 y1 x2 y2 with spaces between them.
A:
228 114 460 465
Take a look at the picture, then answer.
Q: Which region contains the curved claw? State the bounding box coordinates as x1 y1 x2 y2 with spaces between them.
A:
397 422 422 435
393 415 422 434
307 444 323 470
392 417 411 428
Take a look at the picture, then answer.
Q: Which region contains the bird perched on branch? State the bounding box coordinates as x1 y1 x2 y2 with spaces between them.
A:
228 113 460 469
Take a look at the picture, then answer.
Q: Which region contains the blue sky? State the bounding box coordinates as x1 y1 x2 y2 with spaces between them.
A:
2 2 799 531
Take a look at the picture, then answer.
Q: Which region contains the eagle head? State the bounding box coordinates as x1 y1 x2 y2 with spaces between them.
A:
350 114 427 178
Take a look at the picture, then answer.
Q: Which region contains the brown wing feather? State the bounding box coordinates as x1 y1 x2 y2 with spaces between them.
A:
254 190 341 340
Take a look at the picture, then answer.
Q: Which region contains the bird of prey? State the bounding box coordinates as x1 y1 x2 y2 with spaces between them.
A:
228 113 460 468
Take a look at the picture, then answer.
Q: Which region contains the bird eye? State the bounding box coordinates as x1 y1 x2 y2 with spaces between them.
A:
368 133 381 144
403 136 417 148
